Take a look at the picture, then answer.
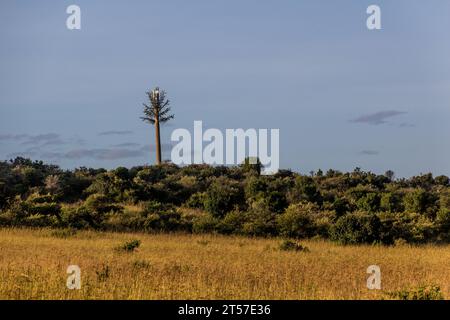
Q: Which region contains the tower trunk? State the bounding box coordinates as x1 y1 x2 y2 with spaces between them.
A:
155 117 162 165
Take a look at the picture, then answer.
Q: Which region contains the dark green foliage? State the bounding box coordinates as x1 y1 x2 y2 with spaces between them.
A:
141 201 187 232
332 197 351 218
117 239 141 252
84 194 122 215
0 157 449 244
403 189 439 218
386 285 444 300
289 176 322 205
218 209 247 234
242 200 277 236
356 192 380 212
277 203 318 239
204 176 244 218
380 192 404 213
192 213 220 234
185 192 206 209
331 212 382 244
279 240 310 252
60 206 98 229
240 157 262 176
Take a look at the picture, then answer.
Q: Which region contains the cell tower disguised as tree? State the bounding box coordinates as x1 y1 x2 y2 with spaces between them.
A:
141 87 174 165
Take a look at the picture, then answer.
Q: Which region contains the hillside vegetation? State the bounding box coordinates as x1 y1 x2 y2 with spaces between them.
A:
0 157 449 244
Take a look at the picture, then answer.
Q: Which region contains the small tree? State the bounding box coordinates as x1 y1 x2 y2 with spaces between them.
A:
141 87 174 165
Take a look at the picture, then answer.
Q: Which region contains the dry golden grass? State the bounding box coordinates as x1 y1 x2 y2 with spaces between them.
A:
0 228 448 300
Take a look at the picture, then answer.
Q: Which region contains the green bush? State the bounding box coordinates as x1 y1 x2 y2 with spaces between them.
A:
185 192 206 209
242 200 277 236
102 210 145 232
60 206 97 229
192 213 220 234
288 176 322 205
217 209 247 235
143 211 184 232
117 239 141 252
142 202 185 232
279 240 309 252
277 203 318 239
380 192 404 213
331 212 382 244
356 193 380 213
378 211 436 244
386 285 444 300
84 194 122 215
22 214 58 227
0 210 16 226
436 208 450 241
204 177 244 218
27 202 61 216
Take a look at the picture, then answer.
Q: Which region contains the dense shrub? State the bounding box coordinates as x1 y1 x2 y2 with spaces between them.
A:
117 239 141 252
185 192 206 209
380 192 404 213
218 209 247 235
386 285 444 300
377 211 435 244
139 201 187 232
331 212 382 244
242 200 277 236
436 209 450 241
356 193 380 212
279 240 310 252
60 206 98 229
277 203 317 239
288 176 322 205
204 177 244 218
84 194 122 215
0 157 449 244
192 213 220 234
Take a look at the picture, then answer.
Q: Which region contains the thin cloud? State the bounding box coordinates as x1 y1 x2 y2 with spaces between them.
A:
0 134 29 141
98 130 133 136
359 150 380 156
43 147 146 160
399 122 415 128
350 110 406 125
111 142 141 148
0 133 65 146
141 143 173 152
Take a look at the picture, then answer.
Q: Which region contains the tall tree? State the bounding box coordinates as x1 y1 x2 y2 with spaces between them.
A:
141 87 174 165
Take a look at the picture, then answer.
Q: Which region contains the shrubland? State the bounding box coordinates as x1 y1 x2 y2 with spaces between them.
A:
0 157 449 245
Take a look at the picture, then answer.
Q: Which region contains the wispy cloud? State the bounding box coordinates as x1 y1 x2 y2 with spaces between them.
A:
43 147 146 160
141 144 173 152
22 134 64 146
359 150 379 156
350 110 407 125
98 130 133 136
0 134 29 141
399 122 415 128
1 133 65 146
111 142 140 148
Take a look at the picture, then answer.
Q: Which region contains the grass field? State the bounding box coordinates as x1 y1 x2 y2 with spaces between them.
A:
0 228 448 300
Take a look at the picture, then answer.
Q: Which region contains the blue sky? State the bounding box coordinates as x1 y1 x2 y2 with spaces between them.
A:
1 0 449 177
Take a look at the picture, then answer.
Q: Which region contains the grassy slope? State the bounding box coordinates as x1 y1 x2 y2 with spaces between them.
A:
0 228 448 300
